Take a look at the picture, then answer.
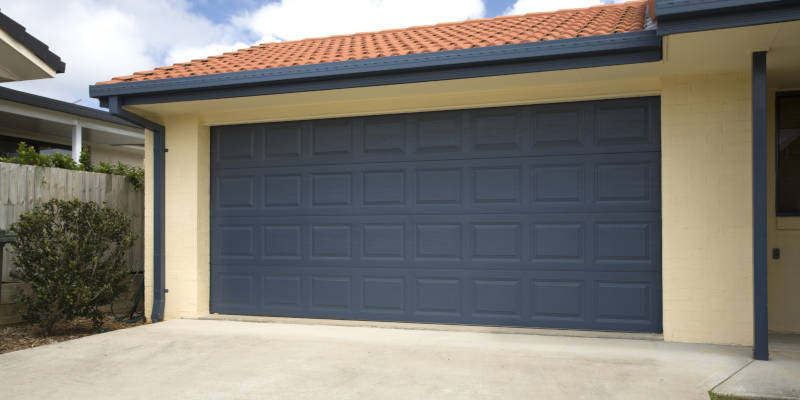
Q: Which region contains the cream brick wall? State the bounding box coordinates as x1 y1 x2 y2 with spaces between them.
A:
162 116 210 319
145 71 762 345
661 72 754 346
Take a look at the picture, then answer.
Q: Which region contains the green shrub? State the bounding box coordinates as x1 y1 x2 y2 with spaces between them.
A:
0 142 144 190
10 199 136 335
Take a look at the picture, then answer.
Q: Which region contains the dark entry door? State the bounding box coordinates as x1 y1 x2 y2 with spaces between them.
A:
210 97 662 332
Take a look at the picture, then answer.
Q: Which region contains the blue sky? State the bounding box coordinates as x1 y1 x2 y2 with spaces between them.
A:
190 0 518 23
0 0 623 108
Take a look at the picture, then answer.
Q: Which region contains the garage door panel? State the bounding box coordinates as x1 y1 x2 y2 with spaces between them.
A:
212 212 660 272
211 97 661 332
211 265 660 331
213 155 659 218
211 98 659 171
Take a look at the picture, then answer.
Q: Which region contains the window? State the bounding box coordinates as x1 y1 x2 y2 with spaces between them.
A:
0 135 70 158
777 93 800 215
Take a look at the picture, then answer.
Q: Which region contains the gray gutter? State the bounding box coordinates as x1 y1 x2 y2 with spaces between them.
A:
654 0 786 18
0 86 139 128
0 10 66 73
107 96 166 323
654 0 800 36
90 30 661 106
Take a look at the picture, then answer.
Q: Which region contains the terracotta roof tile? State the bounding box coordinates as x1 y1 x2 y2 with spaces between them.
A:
98 0 647 85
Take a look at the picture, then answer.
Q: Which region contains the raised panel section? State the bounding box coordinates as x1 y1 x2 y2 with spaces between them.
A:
311 276 351 310
531 164 583 204
219 227 254 258
218 176 254 208
312 173 351 206
532 109 582 147
472 224 520 260
473 279 521 317
473 167 520 204
595 103 649 145
216 275 252 306
532 223 584 261
312 225 352 259
471 110 520 151
363 277 405 312
596 282 650 322
363 170 405 206
264 175 301 207
263 275 301 307
216 126 255 161
531 280 583 320
265 124 301 159
313 120 352 155
364 117 405 154
596 163 651 202
596 223 650 261
416 224 461 260
416 113 460 152
263 225 301 259
363 224 404 259
416 168 461 205
416 278 461 315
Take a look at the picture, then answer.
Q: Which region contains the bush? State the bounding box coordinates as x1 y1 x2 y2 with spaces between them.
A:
9 199 136 335
0 142 144 190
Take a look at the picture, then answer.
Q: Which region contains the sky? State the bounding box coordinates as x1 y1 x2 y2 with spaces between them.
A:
0 0 624 109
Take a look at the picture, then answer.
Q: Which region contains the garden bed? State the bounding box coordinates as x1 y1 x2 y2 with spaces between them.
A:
0 315 145 354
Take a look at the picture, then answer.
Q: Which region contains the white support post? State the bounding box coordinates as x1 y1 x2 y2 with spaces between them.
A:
71 122 82 163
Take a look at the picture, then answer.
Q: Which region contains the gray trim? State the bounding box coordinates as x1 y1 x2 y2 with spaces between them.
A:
0 10 65 73
654 0 787 18
0 86 139 128
752 51 768 361
655 1 800 36
90 31 661 105
108 97 166 323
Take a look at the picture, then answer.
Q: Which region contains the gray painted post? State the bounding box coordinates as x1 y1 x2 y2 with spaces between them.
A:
752 51 768 361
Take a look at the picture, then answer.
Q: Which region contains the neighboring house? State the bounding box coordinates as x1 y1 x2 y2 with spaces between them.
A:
0 87 144 166
89 0 800 360
0 10 143 165
0 9 64 82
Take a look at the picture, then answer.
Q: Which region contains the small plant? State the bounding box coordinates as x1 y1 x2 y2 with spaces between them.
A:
0 142 144 189
9 199 136 335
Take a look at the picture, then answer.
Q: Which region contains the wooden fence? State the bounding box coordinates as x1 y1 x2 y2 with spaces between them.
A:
0 162 144 324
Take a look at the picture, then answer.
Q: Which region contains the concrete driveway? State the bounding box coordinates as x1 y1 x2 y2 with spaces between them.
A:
0 319 751 400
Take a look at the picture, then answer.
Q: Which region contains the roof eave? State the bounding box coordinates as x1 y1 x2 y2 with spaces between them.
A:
0 11 66 74
90 30 662 107
654 0 800 35
0 86 139 128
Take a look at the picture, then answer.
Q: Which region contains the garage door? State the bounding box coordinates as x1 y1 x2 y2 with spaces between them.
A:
210 97 662 332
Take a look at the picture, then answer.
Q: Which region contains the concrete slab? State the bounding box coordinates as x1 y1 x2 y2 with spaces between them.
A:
712 335 800 400
0 319 751 400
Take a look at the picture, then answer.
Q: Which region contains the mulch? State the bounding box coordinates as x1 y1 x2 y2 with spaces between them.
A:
0 315 146 354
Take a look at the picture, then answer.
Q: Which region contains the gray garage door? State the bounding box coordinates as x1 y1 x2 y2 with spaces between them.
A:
211 97 662 332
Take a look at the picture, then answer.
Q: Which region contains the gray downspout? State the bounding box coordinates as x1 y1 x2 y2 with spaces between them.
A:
108 96 166 322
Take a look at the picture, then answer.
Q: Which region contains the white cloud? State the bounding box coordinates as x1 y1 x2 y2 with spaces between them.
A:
0 0 486 108
0 0 248 107
505 0 626 15
235 0 485 44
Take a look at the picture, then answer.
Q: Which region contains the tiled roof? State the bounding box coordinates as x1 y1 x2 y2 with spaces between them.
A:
97 0 647 85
